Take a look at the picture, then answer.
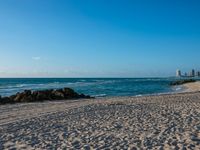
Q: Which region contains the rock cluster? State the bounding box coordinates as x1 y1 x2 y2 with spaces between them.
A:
170 79 196 86
0 88 91 104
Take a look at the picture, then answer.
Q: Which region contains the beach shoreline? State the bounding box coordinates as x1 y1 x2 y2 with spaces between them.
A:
182 81 200 92
1 91 200 149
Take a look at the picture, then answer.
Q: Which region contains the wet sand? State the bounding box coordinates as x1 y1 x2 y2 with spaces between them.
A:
1 91 200 149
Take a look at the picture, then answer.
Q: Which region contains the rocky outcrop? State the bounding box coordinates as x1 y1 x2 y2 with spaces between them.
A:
0 88 92 104
170 79 196 86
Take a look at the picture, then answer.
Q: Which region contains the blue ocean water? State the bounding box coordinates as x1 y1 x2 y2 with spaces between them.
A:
0 78 182 97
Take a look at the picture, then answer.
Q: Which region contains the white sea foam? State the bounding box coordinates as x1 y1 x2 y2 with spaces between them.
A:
94 94 107 97
135 94 142 97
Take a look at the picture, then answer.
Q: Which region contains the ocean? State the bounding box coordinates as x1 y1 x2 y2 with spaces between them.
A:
0 78 184 97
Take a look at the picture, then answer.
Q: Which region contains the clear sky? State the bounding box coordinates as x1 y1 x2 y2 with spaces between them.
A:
0 0 200 77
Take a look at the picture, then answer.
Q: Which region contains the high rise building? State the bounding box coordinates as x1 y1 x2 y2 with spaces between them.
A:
176 70 181 77
190 69 195 77
184 72 188 77
196 71 200 77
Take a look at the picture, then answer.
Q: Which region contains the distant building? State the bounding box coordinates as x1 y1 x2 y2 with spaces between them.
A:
196 71 200 77
176 69 200 77
176 70 181 77
184 72 188 77
190 69 195 77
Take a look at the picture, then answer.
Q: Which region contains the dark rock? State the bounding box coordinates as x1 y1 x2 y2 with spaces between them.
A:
63 88 79 98
170 79 196 86
13 90 32 102
0 87 92 105
51 90 65 100
32 90 53 101
0 97 13 104
79 93 91 99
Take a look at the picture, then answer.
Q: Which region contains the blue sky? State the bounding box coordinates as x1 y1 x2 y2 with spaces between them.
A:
0 0 200 77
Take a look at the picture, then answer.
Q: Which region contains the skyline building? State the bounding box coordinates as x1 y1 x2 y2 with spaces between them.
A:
176 69 200 77
176 70 181 77
190 69 195 77
196 71 200 77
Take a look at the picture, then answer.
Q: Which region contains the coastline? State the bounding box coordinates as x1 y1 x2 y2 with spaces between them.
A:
0 78 177 98
1 91 200 149
181 81 200 92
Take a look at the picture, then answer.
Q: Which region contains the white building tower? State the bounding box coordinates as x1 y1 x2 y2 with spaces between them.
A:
176 69 181 77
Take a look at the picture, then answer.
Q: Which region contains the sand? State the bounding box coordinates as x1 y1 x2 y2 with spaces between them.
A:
183 81 200 92
1 87 200 149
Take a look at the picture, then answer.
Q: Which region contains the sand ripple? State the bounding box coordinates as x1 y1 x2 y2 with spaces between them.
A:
1 93 200 149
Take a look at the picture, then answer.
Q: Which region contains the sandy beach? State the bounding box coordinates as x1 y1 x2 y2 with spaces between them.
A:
1 0 200 149
183 81 200 92
1 84 200 149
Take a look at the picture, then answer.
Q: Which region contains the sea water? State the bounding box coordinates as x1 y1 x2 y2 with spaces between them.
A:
0 78 183 97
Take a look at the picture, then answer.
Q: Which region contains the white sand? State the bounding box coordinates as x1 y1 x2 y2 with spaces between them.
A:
1 93 200 149
183 81 200 92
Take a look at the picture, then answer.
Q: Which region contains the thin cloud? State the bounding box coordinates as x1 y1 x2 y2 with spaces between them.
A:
32 56 41 60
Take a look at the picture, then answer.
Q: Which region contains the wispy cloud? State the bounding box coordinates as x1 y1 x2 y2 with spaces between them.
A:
32 56 41 60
